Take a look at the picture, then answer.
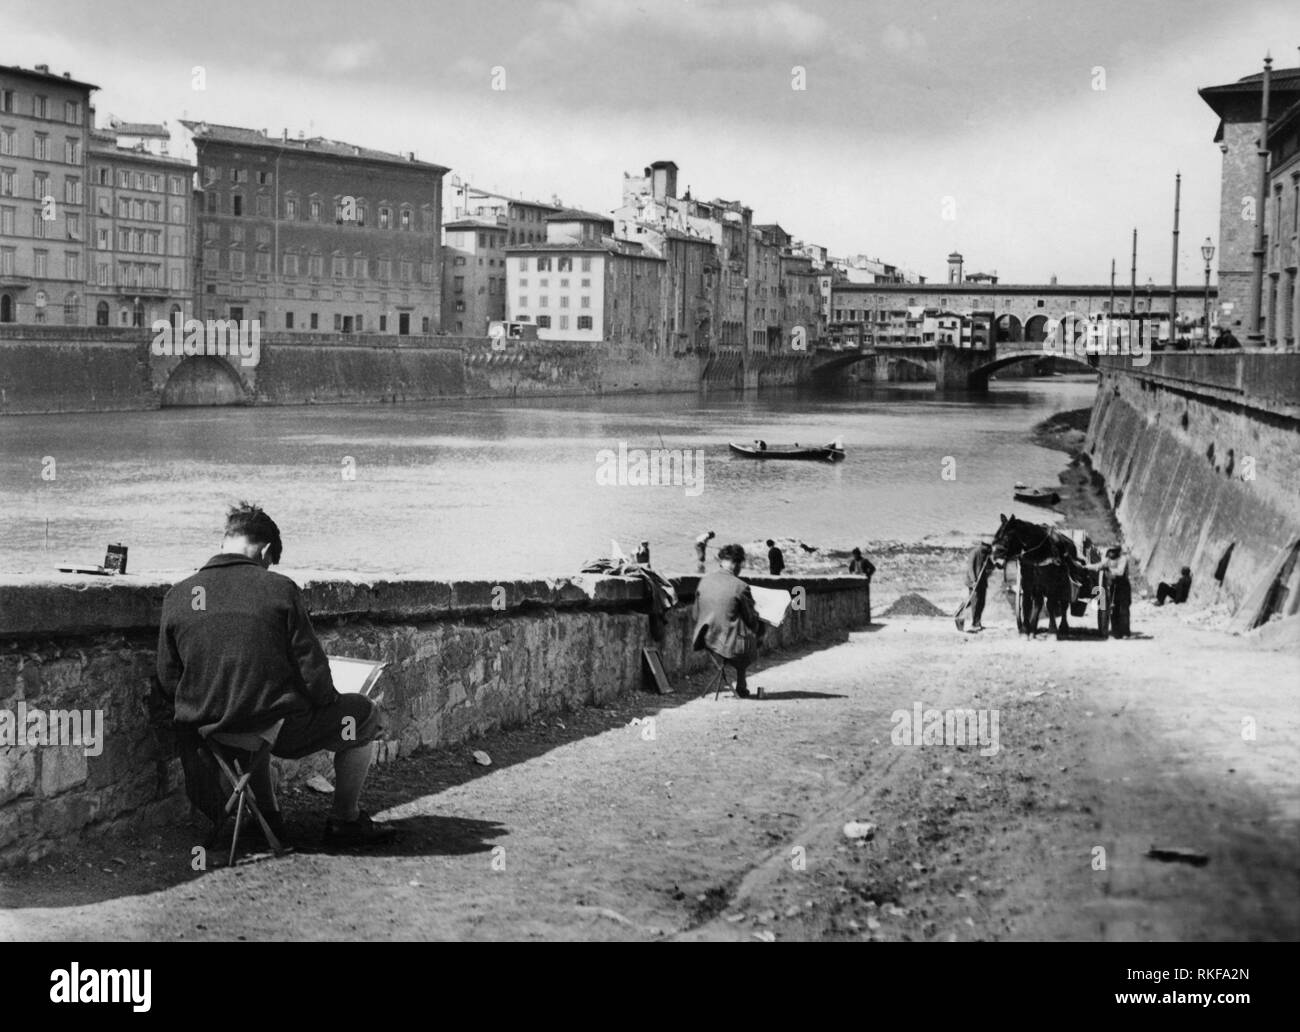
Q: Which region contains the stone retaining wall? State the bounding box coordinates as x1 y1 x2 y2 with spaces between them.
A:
0 571 869 866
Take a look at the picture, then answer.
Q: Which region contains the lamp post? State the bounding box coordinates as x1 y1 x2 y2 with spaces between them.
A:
1201 236 1215 346
1146 277 1154 349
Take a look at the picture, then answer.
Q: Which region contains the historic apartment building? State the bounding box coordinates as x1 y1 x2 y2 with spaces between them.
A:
1200 63 1300 347
86 122 194 328
440 184 560 333
505 209 668 347
181 121 448 334
0 63 96 325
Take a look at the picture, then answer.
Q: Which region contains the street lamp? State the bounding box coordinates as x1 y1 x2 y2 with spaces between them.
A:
1201 236 1215 346
1145 277 1154 349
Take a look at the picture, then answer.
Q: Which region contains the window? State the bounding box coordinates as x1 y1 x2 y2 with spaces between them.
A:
558 257 572 272
332 256 346 278
355 257 368 281
379 315 387 332
257 171 272 186
65 101 79 124
559 315 569 330
334 313 342 331
255 251 270 274
378 259 391 279
33 134 48 160
379 207 391 229
537 257 551 271
96 227 108 249
65 252 79 279
32 208 46 237
231 195 243 216
420 261 433 282
580 296 590 308
33 249 47 277
578 315 592 330
256 195 270 216
400 260 412 281
66 212 80 238
229 168 246 184
580 278 590 287
581 257 591 272
63 177 80 204
400 209 411 230
309 255 323 277
0 129 14 156
537 315 551 328
453 275 464 292
539 296 548 308
230 250 245 273
454 256 466 266
170 175 184 195
284 253 299 276
285 197 298 220
519 296 528 308
310 199 321 221
0 90 12 113
0 246 12 274
559 278 569 288
560 296 569 308
310 313 319 329
0 167 11 196
519 257 529 271
34 96 47 118
285 311 294 329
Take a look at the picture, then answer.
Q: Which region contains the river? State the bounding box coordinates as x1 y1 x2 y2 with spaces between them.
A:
0 377 1098 581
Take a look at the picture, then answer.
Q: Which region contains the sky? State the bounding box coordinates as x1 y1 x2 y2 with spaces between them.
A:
5 0 1300 283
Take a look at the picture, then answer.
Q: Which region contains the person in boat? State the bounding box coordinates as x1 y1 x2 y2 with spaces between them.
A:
694 530 715 567
635 541 651 566
767 539 785 575
848 547 875 578
1086 546 1132 637
693 543 764 699
1155 566 1192 606
964 541 993 632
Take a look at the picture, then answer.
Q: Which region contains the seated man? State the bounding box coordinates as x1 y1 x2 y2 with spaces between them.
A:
157 502 394 846
1155 566 1193 606
693 543 763 699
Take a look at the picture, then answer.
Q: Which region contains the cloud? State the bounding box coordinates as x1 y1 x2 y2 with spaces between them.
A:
322 40 381 73
881 23 926 55
537 0 832 54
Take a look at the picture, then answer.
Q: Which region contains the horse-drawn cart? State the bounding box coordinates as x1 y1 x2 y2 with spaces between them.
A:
995 520 1111 637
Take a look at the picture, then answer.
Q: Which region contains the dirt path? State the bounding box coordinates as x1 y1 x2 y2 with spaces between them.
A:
3 594 1296 942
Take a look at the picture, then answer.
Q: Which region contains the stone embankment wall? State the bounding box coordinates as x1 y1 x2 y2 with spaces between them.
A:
1 328 814 414
1086 352 1300 624
0 571 869 866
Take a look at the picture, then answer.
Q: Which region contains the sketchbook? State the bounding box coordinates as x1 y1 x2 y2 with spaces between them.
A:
750 585 794 628
327 656 388 698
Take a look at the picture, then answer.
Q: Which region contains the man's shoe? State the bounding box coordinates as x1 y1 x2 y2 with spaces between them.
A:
734 685 751 698
323 809 397 847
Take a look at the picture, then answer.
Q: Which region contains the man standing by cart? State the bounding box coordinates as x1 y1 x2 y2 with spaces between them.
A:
964 541 993 632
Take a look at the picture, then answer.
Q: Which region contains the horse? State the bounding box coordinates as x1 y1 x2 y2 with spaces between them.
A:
990 514 1085 640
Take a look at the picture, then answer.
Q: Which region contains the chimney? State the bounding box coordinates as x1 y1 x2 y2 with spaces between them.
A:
35 64 49 73
62 72 71 79
407 150 415 161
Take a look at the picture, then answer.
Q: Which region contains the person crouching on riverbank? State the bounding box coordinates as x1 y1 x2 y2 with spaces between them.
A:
1155 567 1192 606
693 543 764 699
157 502 395 847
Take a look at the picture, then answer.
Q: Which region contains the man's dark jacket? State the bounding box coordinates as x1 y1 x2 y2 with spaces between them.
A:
157 554 337 736
692 569 761 661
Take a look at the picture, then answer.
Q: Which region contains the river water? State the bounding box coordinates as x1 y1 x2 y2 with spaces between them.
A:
0 378 1097 582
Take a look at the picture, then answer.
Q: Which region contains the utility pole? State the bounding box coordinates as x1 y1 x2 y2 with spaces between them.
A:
1248 54 1272 345
1129 229 1137 354
1170 172 1181 346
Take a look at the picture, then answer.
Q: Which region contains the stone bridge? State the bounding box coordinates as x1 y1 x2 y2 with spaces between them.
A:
810 340 1089 389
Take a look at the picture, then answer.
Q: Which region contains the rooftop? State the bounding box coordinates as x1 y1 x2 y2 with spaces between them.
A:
109 120 168 138
545 208 614 223
0 62 98 92
179 121 449 172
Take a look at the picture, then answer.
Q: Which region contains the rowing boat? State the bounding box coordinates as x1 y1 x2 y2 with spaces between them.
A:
729 441 846 462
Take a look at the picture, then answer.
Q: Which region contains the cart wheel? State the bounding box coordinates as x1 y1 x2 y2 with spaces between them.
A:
1014 580 1025 634
1096 586 1110 637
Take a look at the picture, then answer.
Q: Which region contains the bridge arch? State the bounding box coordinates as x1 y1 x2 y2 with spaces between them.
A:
1025 314 1048 342
161 356 250 407
995 314 1024 343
